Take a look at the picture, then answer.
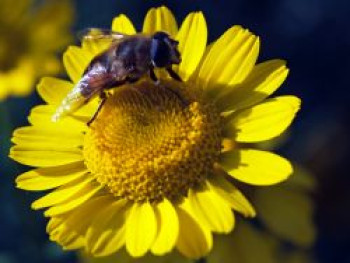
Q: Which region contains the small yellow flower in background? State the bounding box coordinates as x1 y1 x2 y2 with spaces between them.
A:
10 6 301 260
0 0 73 100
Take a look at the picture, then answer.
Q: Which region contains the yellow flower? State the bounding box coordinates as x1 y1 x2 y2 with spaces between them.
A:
10 6 300 259
0 0 73 100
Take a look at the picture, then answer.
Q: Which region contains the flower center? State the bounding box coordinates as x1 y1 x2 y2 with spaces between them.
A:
83 80 222 203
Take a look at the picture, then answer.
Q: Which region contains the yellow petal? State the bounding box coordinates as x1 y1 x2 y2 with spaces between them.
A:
216 59 289 112
207 174 256 217
188 188 234 233
219 149 293 186
255 187 316 247
47 216 64 233
151 198 179 255
175 12 207 80
112 14 136 34
60 233 85 250
126 202 157 257
197 26 259 95
63 46 91 83
44 183 102 216
224 96 301 142
55 196 113 236
31 176 92 209
50 216 85 250
16 162 87 191
51 196 114 250
176 201 212 259
10 145 83 167
37 77 73 105
86 199 128 256
28 105 88 132
143 6 178 36
12 126 83 149
31 98 97 124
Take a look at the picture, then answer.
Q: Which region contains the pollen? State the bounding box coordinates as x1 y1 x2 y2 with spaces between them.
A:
83 80 222 203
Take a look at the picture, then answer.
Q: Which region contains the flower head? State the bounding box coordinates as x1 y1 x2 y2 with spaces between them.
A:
10 6 300 259
0 0 73 99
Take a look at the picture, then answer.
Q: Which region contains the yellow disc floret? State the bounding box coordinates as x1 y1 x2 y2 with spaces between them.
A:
83 80 222 203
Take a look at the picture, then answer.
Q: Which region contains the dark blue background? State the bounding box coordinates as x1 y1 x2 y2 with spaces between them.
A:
1 0 349 262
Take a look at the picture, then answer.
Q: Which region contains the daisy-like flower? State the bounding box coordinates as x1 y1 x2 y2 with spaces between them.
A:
0 0 73 100
10 6 300 259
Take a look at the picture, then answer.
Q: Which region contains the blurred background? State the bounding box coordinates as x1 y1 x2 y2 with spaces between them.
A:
0 0 349 262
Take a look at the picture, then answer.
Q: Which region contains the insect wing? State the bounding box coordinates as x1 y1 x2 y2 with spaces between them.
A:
78 28 127 55
78 28 127 42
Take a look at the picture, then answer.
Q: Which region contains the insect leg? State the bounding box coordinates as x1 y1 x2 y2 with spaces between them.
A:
149 68 160 85
126 76 140 84
87 92 107 126
166 67 182 82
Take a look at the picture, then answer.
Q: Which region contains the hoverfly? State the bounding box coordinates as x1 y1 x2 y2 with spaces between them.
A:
52 29 182 125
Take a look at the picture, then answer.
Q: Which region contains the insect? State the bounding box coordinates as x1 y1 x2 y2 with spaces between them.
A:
52 29 182 125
